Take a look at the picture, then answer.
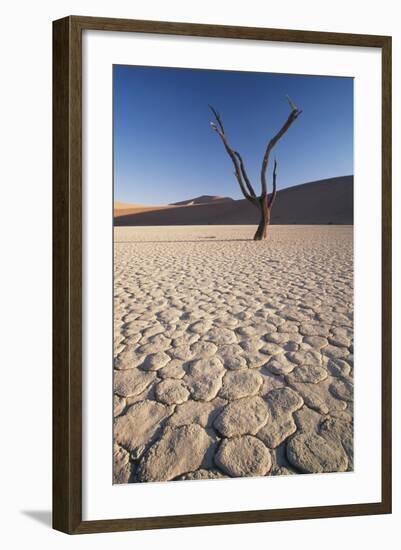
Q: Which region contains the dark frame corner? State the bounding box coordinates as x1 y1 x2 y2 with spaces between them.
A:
52 15 392 534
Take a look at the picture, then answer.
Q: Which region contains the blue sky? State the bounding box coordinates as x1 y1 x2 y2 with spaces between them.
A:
113 65 353 205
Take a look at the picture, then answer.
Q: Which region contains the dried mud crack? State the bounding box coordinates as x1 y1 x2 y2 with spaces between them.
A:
113 225 353 483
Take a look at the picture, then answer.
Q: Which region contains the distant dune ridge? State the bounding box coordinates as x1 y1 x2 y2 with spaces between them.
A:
114 175 353 226
170 195 234 206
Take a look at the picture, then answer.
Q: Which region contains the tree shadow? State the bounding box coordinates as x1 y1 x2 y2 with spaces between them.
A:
115 238 252 244
21 510 52 528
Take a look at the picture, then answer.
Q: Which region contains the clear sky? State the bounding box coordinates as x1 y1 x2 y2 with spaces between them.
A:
113 65 353 205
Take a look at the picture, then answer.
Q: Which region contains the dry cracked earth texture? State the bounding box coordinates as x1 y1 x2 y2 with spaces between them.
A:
113 225 353 483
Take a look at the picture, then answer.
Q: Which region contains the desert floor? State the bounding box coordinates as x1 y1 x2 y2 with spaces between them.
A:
113 225 353 482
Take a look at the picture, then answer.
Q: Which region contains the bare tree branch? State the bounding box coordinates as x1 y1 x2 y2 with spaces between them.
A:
269 158 278 208
234 151 257 199
209 106 255 202
260 99 302 197
286 95 298 112
208 105 225 134
210 124 251 201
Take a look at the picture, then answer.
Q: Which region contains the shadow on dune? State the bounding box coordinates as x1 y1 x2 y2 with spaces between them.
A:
114 175 354 227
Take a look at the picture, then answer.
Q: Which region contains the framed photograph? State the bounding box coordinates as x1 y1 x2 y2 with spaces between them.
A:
53 16 392 534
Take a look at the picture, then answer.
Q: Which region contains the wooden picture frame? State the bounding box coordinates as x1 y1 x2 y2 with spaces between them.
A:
53 15 392 534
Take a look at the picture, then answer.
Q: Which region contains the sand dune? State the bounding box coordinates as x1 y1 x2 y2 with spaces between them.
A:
114 195 232 216
171 195 234 206
114 201 142 210
114 203 173 218
114 175 353 226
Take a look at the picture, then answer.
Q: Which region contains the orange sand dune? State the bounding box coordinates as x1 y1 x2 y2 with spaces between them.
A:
114 202 173 218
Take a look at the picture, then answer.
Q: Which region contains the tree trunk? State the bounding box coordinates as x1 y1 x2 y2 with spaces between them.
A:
253 198 270 241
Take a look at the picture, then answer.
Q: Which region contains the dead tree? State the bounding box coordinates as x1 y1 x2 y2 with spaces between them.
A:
209 97 302 240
